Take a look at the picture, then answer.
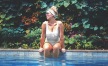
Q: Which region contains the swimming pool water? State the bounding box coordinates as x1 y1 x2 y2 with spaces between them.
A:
0 50 108 66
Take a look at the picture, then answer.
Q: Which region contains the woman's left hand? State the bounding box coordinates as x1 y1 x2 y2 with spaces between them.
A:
39 48 44 53
61 48 66 53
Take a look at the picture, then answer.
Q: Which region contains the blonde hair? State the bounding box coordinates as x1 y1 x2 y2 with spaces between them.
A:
50 6 58 16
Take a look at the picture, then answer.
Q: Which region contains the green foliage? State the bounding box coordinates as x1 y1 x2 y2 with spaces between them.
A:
22 27 41 48
24 27 41 39
64 36 76 44
0 27 24 48
30 41 40 49
72 23 80 28
40 1 47 8
0 0 108 49
21 44 28 49
65 34 102 50
0 27 24 42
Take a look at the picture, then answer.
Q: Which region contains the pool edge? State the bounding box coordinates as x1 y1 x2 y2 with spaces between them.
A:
0 49 108 52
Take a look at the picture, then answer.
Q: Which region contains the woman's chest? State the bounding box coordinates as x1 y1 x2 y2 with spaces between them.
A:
47 23 59 32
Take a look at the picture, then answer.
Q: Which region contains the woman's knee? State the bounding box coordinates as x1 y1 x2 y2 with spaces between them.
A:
53 43 61 50
43 43 52 51
44 46 50 51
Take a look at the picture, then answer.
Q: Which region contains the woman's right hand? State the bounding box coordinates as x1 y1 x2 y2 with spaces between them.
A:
61 48 66 53
39 47 44 53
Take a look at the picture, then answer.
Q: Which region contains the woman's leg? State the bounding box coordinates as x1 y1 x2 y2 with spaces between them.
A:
43 43 53 57
53 43 61 58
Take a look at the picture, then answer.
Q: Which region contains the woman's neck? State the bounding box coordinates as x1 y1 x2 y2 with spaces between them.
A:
48 18 56 24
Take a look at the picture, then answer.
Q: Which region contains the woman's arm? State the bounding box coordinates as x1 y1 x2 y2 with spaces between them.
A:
40 22 46 48
59 21 65 49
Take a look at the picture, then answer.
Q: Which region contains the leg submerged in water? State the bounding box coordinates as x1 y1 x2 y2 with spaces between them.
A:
43 43 52 57
42 42 64 58
53 43 61 58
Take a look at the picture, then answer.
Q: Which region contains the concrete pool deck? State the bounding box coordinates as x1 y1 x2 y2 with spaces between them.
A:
0 49 108 52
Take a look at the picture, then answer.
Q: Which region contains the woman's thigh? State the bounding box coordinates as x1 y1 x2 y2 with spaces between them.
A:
53 43 61 50
43 42 53 51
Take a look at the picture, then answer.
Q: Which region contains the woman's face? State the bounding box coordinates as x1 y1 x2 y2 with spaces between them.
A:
46 12 54 20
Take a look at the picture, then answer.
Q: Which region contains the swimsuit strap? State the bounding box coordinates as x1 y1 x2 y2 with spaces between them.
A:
46 21 59 32
46 21 49 32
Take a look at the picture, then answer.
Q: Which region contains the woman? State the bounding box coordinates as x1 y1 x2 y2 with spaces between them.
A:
39 6 66 58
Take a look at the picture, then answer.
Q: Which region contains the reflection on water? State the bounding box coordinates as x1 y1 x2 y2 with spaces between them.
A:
39 52 66 66
0 51 66 66
0 51 108 66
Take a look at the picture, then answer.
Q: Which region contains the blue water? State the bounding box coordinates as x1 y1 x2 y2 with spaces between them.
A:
0 50 108 66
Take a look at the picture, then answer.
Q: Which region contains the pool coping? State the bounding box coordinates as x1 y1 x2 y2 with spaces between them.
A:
0 49 108 52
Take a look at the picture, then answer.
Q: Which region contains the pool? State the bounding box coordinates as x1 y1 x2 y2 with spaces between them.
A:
0 49 108 66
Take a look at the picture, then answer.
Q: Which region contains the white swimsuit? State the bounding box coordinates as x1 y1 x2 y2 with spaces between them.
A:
45 21 60 45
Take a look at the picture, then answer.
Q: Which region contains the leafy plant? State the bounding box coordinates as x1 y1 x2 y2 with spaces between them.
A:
65 34 101 49
0 0 108 49
21 44 28 49
24 27 41 39
30 40 40 49
0 27 25 42
23 27 41 48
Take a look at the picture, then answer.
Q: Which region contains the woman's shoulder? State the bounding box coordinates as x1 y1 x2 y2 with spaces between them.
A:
41 21 48 28
42 21 48 24
57 21 63 26
42 21 48 27
57 21 62 24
